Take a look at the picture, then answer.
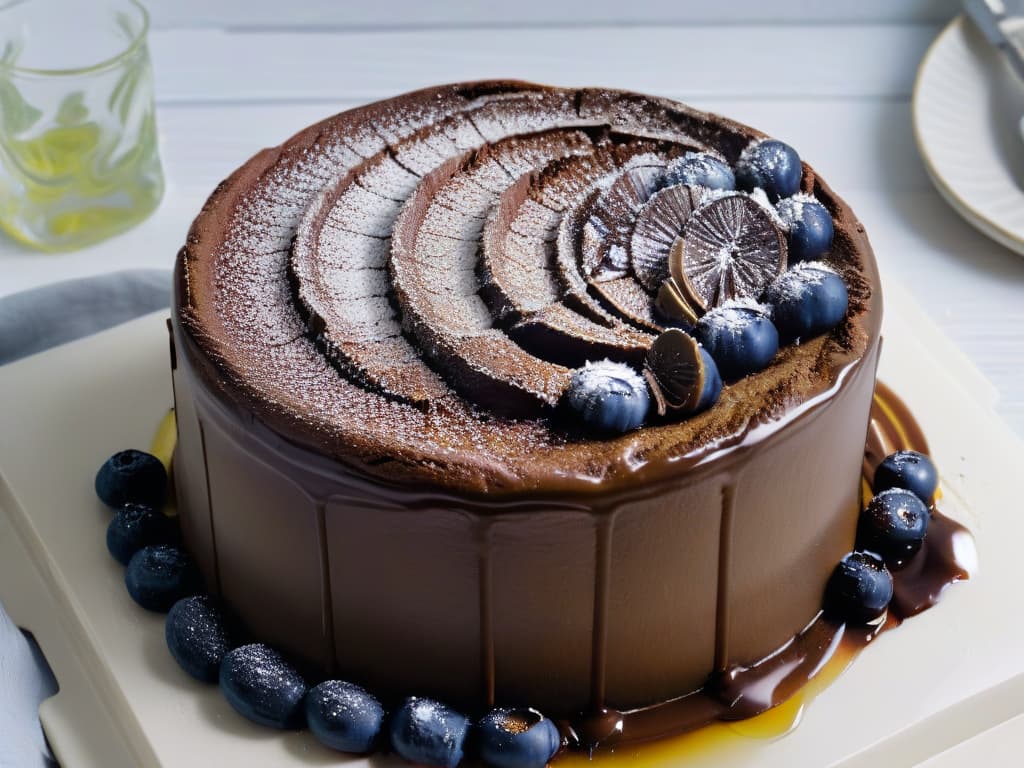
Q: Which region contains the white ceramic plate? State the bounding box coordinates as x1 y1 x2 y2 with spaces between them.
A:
0 282 1022 767
914 16 1024 256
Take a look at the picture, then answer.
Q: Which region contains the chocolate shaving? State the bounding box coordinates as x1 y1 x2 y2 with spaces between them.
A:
644 329 705 414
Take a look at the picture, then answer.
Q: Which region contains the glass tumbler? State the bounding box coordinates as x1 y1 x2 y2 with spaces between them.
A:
0 0 164 251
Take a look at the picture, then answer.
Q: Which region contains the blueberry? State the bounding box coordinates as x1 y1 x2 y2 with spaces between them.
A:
219 644 307 730
697 347 722 411
857 488 930 564
874 450 939 504
664 152 735 191
735 139 802 201
694 302 779 380
762 262 848 343
125 545 201 612
824 551 893 624
306 680 384 754
95 449 167 508
776 195 834 262
563 360 649 433
477 707 561 768
389 697 470 768
106 503 178 565
166 596 234 683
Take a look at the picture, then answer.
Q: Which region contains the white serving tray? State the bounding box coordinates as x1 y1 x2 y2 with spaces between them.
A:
1 279 1022 768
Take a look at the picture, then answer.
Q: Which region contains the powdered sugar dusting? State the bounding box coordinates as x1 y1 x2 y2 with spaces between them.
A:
766 261 839 304
775 192 823 231
356 156 422 201
701 303 767 335
191 85 867 487
468 91 582 142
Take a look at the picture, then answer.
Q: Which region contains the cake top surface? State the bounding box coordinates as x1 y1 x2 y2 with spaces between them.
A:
176 80 880 496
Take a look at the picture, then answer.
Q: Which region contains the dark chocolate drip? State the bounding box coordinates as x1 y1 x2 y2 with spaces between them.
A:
564 707 626 755
197 419 222 596
890 511 970 618
478 518 496 707
714 481 736 671
561 382 972 749
315 501 337 674
590 513 616 709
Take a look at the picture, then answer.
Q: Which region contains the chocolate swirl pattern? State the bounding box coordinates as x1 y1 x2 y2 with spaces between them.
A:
179 82 877 492
298 117 696 417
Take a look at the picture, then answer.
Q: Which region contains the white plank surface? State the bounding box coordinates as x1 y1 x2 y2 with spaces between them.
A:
917 712 1024 767
146 0 962 29
147 24 940 104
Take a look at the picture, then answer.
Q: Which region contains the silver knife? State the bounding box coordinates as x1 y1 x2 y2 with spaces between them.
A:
964 0 1024 81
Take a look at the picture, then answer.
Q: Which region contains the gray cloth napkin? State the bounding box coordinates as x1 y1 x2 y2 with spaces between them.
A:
0 269 172 365
0 268 172 767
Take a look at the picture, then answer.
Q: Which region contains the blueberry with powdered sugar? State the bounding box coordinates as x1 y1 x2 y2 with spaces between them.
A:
762 262 848 342
562 360 650 434
125 544 202 612
663 151 735 191
873 450 939 503
694 300 779 381
107 502 178 565
219 643 308 729
389 696 470 768
824 551 893 624
776 194 834 262
857 488 930 565
95 449 167 508
306 680 385 754
477 707 562 768
735 139 802 201
166 595 234 682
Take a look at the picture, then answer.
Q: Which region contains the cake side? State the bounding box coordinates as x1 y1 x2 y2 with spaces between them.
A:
171 311 878 713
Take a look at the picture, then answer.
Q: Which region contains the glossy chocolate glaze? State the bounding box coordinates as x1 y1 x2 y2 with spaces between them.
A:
170 82 885 724
557 383 972 750
171 320 878 713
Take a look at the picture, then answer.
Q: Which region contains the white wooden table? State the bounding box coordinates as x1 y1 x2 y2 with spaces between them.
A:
2 3 1024 765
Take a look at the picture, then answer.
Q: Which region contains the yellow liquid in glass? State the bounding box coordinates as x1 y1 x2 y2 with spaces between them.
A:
0 52 164 251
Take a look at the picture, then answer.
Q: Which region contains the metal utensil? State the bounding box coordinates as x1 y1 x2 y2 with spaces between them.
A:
965 0 1024 79
964 0 1024 139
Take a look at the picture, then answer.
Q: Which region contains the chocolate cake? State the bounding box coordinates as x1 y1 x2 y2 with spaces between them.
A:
170 82 882 736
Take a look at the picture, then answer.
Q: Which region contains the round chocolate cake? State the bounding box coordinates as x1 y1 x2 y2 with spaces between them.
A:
170 81 881 729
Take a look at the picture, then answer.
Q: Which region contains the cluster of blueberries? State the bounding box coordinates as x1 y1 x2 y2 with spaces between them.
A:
824 450 940 623
95 450 562 768
562 138 849 435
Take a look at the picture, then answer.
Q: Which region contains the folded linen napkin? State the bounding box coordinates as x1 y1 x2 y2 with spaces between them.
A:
0 269 172 365
0 268 172 767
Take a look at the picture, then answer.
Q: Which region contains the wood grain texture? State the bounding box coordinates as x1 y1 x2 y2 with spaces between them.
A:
147 0 961 29
147 24 940 104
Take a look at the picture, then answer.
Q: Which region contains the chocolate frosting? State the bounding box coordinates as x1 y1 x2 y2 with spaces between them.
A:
175 81 879 496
